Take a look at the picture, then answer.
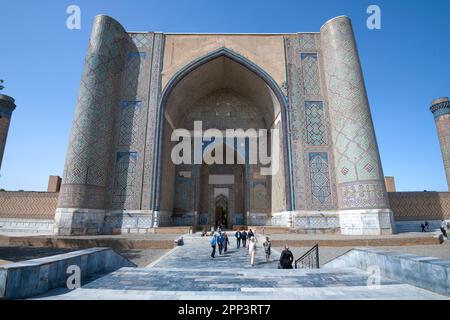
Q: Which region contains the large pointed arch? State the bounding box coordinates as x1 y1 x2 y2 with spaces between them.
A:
151 47 293 217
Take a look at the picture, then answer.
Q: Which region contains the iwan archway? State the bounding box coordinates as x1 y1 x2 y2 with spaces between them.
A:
152 48 293 228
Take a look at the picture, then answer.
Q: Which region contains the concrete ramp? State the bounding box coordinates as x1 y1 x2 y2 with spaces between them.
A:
0 247 136 299
324 248 450 296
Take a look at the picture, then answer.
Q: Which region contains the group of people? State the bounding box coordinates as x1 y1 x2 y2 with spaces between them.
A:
234 228 254 248
421 220 448 239
209 228 295 269
209 231 230 258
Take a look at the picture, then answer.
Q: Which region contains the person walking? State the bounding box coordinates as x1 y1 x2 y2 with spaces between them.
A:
248 228 254 239
210 234 217 258
263 236 272 263
279 245 294 269
440 220 448 238
248 236 256 266
235 229 241 248
241 229 248 248
223 232 230 253
217 232 225 255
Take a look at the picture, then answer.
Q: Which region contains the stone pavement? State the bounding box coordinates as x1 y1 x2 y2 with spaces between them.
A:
35 233 449 300
150 233 280 269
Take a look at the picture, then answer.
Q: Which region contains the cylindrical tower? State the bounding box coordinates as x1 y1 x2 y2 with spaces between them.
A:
0 94 16 171
320 16 394 235
430 97 450 190
54 15 127 235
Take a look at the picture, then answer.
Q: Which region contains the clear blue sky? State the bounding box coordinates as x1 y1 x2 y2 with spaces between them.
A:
0 0 449 191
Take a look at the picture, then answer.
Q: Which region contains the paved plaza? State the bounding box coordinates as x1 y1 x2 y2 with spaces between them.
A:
34 233 449 300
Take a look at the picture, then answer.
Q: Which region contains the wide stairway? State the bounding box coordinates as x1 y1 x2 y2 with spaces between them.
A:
37 233 447 300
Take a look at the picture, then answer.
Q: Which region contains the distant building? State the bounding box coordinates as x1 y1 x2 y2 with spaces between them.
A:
430 97 450 191
385 177 396 192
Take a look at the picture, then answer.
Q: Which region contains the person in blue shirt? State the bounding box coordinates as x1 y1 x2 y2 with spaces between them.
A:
217 232 225 255
210 234 217 258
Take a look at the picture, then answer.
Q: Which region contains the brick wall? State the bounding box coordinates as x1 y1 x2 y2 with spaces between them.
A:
0 191 58 219
389 192 450 221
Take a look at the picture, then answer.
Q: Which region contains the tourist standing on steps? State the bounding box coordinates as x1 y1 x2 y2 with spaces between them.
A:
263 237 272 263
217 232 225 255
210 234 217 258
440 220 448 238
223 232 230 253
279 245 294 269
248 236 256 266
241 229 248 247
235 229 241 248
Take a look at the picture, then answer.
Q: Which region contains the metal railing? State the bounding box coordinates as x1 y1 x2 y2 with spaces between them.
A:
295 244 319 269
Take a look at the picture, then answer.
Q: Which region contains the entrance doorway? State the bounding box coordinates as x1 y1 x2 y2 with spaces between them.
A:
215 194 228 229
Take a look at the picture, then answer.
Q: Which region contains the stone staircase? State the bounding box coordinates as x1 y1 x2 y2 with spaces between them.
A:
35 233 449 300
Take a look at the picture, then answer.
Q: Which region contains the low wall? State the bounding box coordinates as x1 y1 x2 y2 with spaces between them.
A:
0 218 54 234
389 192 450 221
0 191 58 219
324 248 450 296
394 219 448 233
0 247 136 299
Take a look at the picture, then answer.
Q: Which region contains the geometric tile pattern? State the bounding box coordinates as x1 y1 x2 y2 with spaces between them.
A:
284 34 338 211
119 101 142 146
388 192 450 221
106 32 163 211
301 53 321 96
340 180 388 209
174 176 192 213
294 215 339 229
143 33 164 211
305 101 326 146
309 152 332 205
0 191 58 219
113 152 138 205
321 17 389 210
252 180 268 211
298 34 317 51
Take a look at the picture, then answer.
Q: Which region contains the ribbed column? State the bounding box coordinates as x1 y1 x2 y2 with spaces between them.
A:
430 97 450 190
55 15 127 235
0 95 16 172
320 16 393 235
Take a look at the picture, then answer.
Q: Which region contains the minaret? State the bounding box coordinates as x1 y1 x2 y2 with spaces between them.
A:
320 16 394 235
430 97 450 190
0 94 16 171
54 15 127 235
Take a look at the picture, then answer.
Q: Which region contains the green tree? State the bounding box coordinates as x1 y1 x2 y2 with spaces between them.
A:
0 80 4 91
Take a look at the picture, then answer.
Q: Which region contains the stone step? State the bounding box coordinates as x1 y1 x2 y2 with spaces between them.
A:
36 266 448 300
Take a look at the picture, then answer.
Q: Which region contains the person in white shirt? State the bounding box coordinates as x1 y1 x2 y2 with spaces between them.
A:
248 236 256 266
